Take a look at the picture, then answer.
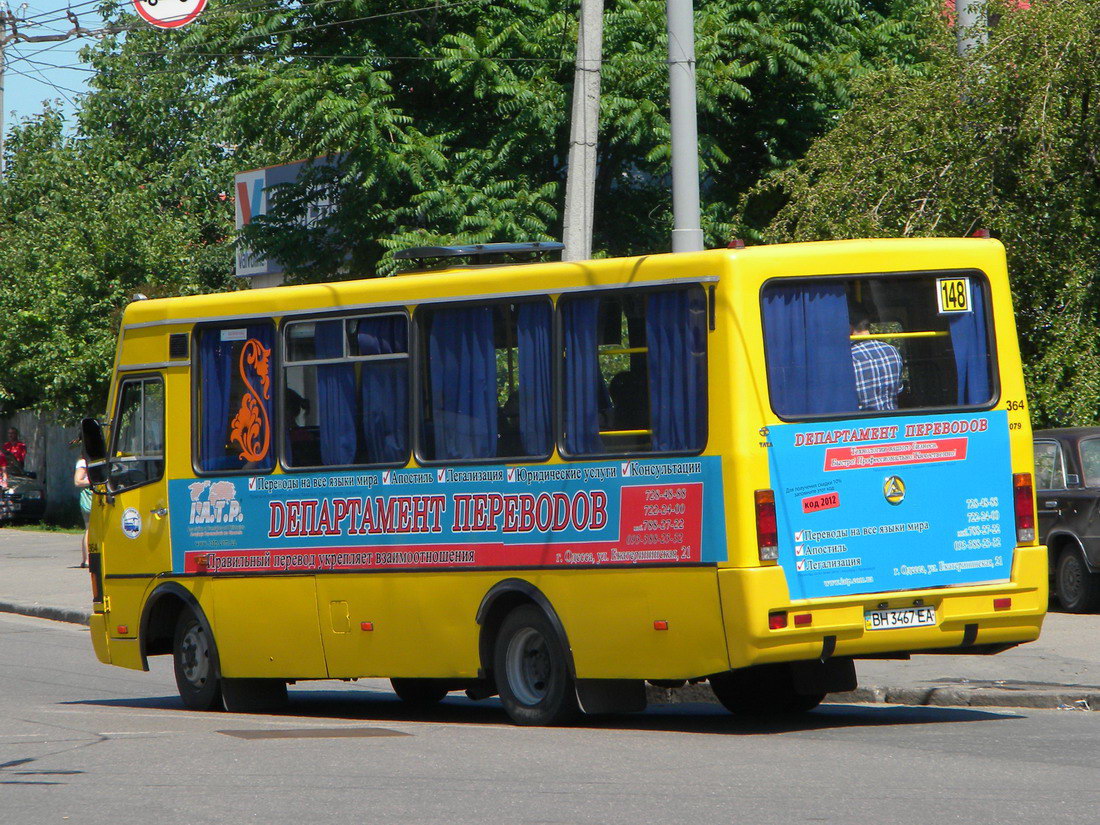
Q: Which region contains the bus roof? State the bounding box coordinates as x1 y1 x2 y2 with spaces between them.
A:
120 237 1005 331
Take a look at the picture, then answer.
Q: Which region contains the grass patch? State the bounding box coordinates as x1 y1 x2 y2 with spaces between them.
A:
1 522 84 534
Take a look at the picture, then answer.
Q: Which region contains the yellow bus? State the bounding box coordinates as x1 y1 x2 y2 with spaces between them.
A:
81 237 1046 724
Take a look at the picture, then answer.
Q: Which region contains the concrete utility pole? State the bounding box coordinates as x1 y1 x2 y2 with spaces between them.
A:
666 0 704 252
956 0 988 56
561 0 604 262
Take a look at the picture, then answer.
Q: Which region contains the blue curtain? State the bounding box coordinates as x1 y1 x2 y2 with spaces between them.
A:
562 298 603 455
647 289 707 451
314 320 356 466
357 316 409 463
428 307 497 460
947 285 991 405
199 324 275 471
762 284 858 417
517 302 552 456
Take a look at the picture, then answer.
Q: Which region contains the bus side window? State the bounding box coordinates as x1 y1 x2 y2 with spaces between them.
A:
282 314 410 469
196 323 277 473
560 286 707 457
418 300 552 462
108 376 165 493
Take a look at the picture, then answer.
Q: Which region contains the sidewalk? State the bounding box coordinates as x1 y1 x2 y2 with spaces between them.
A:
3 526 1099 711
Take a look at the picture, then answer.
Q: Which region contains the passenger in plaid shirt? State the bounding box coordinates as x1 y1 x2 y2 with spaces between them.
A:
850 311 902 411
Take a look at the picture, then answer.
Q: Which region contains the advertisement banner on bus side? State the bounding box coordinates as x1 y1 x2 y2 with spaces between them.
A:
767 411 1015 599
168 457 727 574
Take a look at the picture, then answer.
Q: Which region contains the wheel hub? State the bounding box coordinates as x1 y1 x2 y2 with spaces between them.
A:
180 626 210 687
506 627 551 706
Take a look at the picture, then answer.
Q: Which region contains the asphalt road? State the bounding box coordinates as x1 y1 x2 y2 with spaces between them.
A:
3 612 1100 825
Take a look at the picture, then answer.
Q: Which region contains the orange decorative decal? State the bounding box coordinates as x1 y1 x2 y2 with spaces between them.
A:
229 338 272 462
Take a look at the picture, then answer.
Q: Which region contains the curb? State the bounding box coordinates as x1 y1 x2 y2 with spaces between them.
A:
0 600 91 626
645 682 1099 712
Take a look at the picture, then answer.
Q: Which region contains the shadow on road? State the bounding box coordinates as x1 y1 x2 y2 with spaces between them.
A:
68 689 1022 736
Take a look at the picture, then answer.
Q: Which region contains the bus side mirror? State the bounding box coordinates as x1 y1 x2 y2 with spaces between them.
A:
81 418 109 487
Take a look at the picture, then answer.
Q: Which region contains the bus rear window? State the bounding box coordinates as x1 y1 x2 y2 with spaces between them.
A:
761 272 994 419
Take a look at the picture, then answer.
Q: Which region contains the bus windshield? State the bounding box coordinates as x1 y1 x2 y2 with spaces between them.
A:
761 271 995 419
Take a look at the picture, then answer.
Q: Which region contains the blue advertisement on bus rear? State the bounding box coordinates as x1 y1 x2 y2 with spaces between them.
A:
167 457 727 575
767 411 1015 599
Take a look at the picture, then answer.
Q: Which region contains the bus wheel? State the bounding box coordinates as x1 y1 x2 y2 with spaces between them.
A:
173 608 222 711
1056 548 1100 613
390 678 451 708
493 605 578 726
709 665 825 716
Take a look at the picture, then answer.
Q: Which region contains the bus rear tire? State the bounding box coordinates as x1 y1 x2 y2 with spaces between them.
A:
1056 548 1100 613
493 605 578 726
173 608 222 711
390 678 451 708
710 665 826 716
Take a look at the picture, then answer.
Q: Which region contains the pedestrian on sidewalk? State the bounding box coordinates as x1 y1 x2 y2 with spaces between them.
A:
74 457 91 568
2 427 27 474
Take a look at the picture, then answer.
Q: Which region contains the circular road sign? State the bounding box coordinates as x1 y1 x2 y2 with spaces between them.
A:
133 0 208 29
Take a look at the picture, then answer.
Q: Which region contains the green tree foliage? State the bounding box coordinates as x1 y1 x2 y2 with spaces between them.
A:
0 18 249 416
0 0 930 413
746 0 1100 426
198 0 933 273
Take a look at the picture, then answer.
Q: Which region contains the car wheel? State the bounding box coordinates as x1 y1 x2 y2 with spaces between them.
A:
173 607 223 711
493 605 578 726
1056 548 1100 613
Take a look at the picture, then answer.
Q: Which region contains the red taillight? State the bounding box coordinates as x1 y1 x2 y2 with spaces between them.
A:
994 598 1012 611
755 489 778 561
793 613 812 627
769 611 788 629
653 620 669 631
360 622 374 632
1014 473 1035 543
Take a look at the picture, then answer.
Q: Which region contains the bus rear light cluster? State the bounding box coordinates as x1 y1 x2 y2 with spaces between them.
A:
994 598 1012 611
1013 473 1035 543
755 489 779 561
768 611 788 630
793 613 813 627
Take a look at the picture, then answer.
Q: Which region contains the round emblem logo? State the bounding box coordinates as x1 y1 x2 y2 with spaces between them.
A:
121 507 143 539
883 476 906 505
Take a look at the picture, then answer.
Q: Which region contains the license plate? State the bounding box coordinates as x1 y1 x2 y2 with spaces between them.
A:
864 606 936 631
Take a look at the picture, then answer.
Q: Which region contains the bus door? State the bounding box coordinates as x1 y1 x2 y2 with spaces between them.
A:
100 373 169 641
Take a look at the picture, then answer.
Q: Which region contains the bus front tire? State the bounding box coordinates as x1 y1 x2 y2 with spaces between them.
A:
1056 548 1100 613
493 605 578 726
390 678 452 708
173 608 222 711
710 665 826 716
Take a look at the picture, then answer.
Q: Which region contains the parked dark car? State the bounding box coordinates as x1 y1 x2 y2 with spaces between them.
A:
1 470 46 523
1034 428 1100 612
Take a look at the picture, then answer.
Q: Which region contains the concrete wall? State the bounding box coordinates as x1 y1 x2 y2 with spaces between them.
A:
3 411 83 525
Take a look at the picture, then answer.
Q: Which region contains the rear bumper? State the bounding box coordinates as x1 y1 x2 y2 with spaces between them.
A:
718 545 1047 669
